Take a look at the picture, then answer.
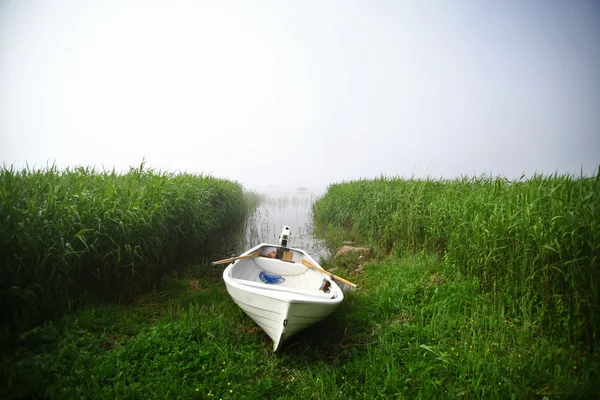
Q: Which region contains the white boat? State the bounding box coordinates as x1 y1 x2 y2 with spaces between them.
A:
221 227 344 351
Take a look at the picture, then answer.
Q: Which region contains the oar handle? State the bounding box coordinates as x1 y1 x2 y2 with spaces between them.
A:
212 252 261 265
301 259 358 288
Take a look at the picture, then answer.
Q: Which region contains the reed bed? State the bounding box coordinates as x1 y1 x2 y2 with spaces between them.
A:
0 164 248 348
313 173 600 353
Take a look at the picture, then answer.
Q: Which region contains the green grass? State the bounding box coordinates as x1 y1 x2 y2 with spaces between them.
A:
3 171 599 398
313 174 600 355
0 163 250 351
3 253 597 399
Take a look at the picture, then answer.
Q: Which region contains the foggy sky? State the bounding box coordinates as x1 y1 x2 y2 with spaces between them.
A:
1 0 599 192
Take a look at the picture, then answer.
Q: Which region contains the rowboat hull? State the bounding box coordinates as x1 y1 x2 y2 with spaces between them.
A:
223 243 343 351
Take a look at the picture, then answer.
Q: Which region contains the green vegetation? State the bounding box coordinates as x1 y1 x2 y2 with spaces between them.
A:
313 174 600 354
313 173 599 397
4 253 597 399
0 164 248 351
243 191 263 211
2 172 599 398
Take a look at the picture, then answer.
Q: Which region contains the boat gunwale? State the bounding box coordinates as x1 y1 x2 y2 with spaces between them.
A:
230 277 338 301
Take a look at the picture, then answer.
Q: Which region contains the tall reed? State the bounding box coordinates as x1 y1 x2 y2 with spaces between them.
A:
313 172 600 353
0 164 248 349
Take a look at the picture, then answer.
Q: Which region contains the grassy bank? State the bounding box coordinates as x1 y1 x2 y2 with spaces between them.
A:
313 174 599 355
3 253 597 399
3 174 599 398
0 164 249 350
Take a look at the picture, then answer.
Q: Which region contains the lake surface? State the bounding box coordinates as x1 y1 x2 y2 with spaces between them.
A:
237 192 330 262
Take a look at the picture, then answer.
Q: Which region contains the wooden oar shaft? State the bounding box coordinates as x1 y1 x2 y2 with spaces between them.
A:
301 259 358 288
212 252 260 265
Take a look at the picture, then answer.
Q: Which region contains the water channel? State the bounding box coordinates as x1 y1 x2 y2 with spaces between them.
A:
237 191 330 263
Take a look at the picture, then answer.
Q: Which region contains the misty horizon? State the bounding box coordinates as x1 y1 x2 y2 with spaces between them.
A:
1 0 599 192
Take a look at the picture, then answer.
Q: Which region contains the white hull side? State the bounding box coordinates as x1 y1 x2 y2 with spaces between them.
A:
225 283 289 348
282 301 340 346
225 284 341 350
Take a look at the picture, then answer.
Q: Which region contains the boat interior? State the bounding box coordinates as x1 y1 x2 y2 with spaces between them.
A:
229 245 336 298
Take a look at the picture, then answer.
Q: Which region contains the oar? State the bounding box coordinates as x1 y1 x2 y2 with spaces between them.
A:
212 251 261 265
301 259 358 289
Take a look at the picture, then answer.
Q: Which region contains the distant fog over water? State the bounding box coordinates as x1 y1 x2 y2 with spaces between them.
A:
1 0 599 190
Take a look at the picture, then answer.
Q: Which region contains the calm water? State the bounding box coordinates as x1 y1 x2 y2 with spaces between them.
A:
237 192 330 263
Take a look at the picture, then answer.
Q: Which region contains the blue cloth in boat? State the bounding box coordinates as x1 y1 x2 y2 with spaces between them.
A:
259 271 285 284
